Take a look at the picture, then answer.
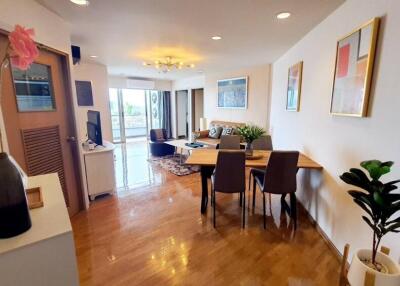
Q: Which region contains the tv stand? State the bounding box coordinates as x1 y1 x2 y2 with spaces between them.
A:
82 140 116 200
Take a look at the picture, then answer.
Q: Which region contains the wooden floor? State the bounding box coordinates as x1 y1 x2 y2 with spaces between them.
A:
72 153 340 285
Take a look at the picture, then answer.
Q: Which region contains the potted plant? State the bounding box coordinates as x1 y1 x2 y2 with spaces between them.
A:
236 124 265 156
340 160 400 286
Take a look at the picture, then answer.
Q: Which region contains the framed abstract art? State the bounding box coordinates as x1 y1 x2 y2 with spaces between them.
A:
217 77 248 109
286 61 303 111
330 17 380 117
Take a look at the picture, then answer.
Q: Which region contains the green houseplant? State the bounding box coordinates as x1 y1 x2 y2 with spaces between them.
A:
340 160 400 285
236 125 265 155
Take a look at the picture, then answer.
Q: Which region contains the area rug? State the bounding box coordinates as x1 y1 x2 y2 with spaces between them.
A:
148 155 200 176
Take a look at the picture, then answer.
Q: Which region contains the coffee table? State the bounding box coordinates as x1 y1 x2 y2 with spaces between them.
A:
165 139 207 164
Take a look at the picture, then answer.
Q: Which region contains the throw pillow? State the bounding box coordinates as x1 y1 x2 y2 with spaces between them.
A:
208 126 223 139
221 127 234 136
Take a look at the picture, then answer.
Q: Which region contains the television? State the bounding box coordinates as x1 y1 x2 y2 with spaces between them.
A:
87 110 103 146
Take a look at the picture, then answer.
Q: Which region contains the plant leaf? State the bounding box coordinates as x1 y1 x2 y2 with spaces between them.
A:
353 198 374 218
362 216 381 235
385 222 400 234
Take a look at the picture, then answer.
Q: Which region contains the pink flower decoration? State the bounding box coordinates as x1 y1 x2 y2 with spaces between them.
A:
8 25 39 70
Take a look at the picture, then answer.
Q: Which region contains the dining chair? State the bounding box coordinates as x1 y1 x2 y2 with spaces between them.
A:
218 135 241 150
252 151 299 229
248 135 273 191
211 150 246 228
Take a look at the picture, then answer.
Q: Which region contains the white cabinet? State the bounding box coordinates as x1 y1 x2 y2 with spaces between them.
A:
0 174 79 286
83 140 116 200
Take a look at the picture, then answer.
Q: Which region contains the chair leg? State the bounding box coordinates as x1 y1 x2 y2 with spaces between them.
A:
252 177 257 208
263 193 266 229
239 192 243 207
290 193 297 230
213 191 216 228
248 172 252 192
242 191 246 228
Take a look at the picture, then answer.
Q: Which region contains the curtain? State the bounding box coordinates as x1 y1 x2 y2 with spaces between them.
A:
159 91 172 138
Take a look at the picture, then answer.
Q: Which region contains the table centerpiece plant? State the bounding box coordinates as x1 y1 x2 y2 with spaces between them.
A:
236 124 266 156
340 160 400 286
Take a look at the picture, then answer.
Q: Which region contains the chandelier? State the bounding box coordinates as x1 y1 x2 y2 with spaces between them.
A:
142 56 195 73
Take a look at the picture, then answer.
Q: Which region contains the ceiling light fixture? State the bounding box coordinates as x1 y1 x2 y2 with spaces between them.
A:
276 12 291 19
70 0 90 6
142 56 195 73
90 55 98 58
211 36 222 40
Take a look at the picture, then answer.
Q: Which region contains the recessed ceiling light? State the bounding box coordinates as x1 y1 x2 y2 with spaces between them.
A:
211 36 222 41
90 55 98 58
70 0 90 6
276 12 291 19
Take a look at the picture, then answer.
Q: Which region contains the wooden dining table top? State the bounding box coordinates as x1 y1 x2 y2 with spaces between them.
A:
185 149 323 170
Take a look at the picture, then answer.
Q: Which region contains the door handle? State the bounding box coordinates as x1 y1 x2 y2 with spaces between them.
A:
66 136 76 142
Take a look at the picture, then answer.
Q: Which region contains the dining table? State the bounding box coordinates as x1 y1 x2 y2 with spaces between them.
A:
185 149 323 214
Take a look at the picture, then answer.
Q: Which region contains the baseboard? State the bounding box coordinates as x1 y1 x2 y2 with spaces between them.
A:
298 202 347 266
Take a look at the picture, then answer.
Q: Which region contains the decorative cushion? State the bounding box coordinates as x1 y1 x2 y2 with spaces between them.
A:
208 126 223 139
221 127 235 136
154 129 165 141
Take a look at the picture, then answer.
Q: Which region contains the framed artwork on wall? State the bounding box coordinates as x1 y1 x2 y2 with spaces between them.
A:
330 17 380 117
217 77 248 109
75 80 94 106
286 61 303 111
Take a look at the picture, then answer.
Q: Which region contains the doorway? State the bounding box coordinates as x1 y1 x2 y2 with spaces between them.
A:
191 88 204 132
176 90 189 139
0 34 82 216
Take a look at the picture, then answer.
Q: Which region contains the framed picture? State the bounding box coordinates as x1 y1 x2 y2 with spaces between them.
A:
330 17 380 117
286 61 303 111
217 77 248 109
75 80 94 106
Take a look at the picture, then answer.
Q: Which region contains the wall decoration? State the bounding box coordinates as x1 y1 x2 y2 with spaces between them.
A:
217 77 248 109
330 18 380 117
286 61 303 111
75 80 94 106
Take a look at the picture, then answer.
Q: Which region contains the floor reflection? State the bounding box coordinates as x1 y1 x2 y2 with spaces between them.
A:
113 138 163 194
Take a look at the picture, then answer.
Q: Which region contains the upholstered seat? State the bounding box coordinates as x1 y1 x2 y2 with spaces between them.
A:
149 129 175 157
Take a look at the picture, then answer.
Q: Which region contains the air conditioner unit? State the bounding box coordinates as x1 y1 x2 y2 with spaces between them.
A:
126 79 155 90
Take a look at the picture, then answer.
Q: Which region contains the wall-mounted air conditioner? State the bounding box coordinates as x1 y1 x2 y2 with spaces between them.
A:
126 79 155 90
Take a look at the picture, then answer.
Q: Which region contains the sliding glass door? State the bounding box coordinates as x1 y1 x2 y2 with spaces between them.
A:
109 88 148 143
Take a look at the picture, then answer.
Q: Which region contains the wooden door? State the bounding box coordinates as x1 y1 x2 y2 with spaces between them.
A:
0 34 82 216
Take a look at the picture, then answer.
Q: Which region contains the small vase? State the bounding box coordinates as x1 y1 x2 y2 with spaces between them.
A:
245 142 253 156
0 152 32 238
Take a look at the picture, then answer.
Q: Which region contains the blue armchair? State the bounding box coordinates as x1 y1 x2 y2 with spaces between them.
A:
149 129 175 157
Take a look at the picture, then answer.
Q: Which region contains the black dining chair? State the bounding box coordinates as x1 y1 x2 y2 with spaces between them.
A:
252 151 299 229
248 135 273 190
211 150 246 228
218 135 241 150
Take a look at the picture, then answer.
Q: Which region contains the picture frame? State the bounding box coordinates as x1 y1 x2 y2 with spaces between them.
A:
217 76 248 109
75 80 94 106
286 61 303 112
330 17 380 117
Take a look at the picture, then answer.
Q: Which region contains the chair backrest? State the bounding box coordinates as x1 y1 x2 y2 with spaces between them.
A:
150 129 167 142
219 135 241 150
214 151 246 193
252 135 273 150
263 151 299 194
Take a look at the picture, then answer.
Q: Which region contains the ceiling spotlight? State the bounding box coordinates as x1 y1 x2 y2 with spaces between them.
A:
90 55 98 58
211 36 222 41
70 0 90 6
276 12 291 19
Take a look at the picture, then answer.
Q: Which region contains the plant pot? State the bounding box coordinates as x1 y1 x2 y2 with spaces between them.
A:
0 152 31 238
245 142 253 156
347 249 400 286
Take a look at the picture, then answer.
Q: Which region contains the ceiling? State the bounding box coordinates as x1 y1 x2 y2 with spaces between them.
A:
36 0 344 80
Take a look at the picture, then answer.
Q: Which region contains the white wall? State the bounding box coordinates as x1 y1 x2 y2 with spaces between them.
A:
204 64 270 129
270 0 400 261
73 63 112 142
176 90 188 137
193 89 204 131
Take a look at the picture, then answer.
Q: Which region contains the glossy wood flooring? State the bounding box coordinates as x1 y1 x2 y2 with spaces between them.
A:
72 144 340 286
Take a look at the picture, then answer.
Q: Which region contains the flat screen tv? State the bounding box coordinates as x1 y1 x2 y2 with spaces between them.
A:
87 110 103 146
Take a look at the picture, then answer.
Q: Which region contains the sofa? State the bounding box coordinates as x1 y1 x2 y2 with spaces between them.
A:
194 120 245 147
149 129 175 156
